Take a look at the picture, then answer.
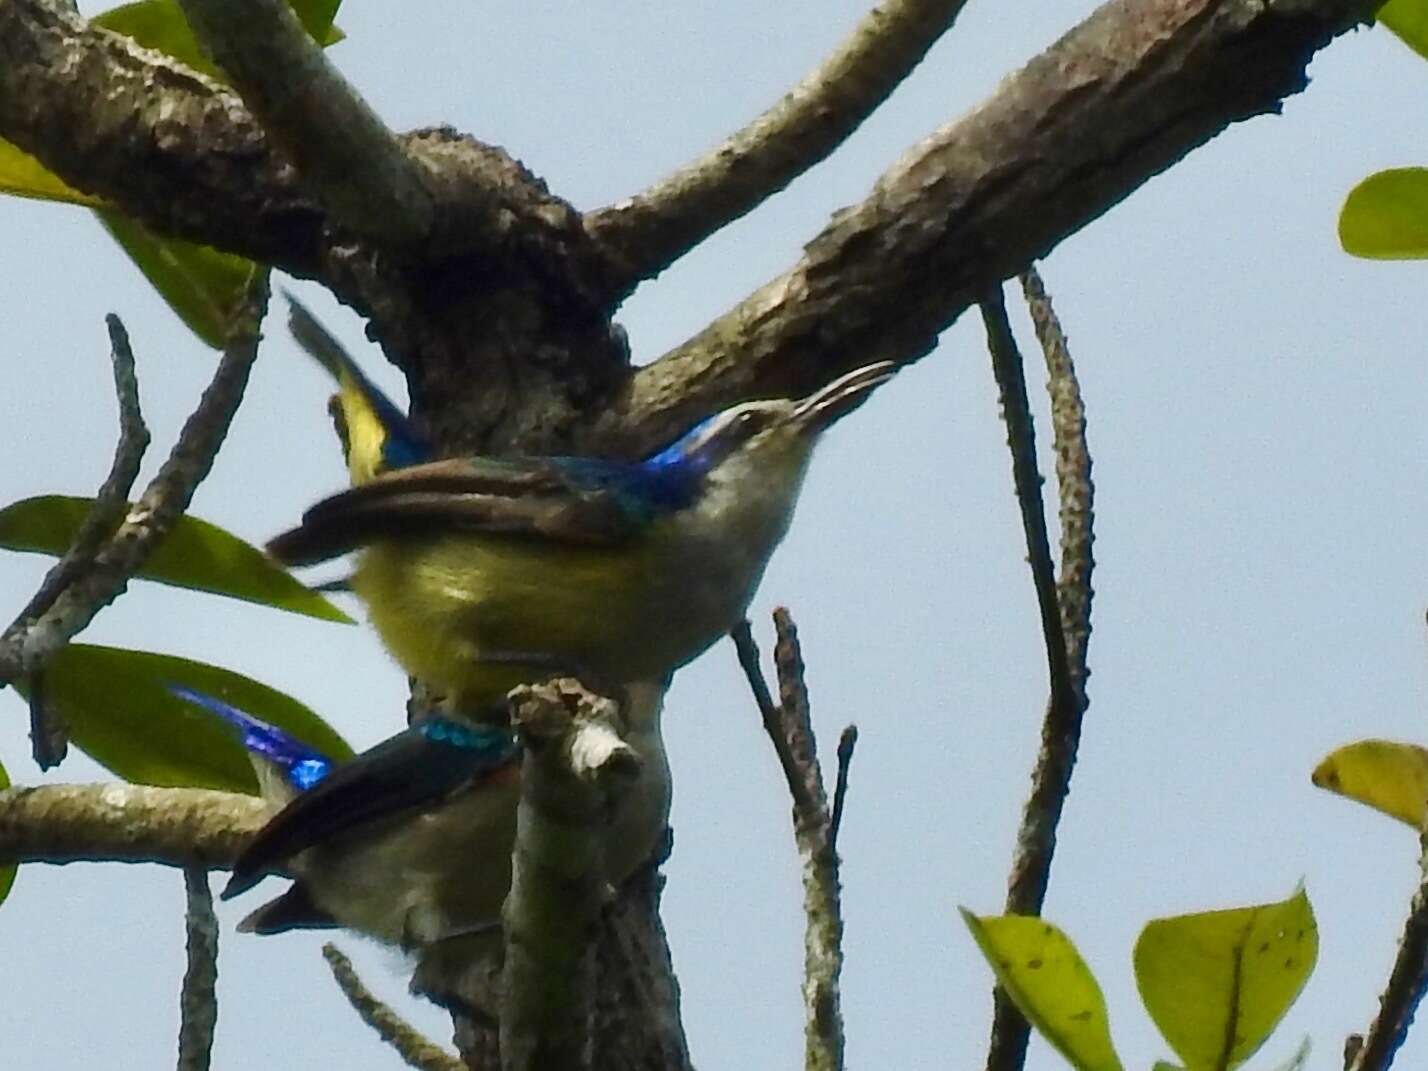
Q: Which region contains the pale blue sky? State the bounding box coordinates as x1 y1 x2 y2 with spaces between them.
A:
3 3 1428 1068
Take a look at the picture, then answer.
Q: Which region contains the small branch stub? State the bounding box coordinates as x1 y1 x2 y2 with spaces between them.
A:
500 679 641 1071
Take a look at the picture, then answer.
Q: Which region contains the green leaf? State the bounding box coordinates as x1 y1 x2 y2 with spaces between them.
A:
0 139 103 207
290 0 343 41
0 495 353 625
1379 0 1428 60
12 645 354 792
1312 739 1428 829
94 0 224 79
0 758 15 907
1152 1064 1187 1071
97 211 259 349
1134 888 1318 1071
94 0 343 82
961 909 1124 1071
1340 168 1428 259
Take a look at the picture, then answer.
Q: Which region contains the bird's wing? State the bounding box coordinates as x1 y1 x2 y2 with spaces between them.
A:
268 454 693 566
222 719 519 900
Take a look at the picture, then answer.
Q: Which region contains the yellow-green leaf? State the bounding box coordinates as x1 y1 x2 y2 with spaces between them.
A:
1311 739 1428 829
1134 888 1318 1071
0 758 15 907
0 495 353 624
12 645 354 792
1340 168 1428 259
98 211 258 349
1379 0 1428 60
1152 1064 1187 1071
961 909 1124 1071
0 139 103 207
94 0 343 82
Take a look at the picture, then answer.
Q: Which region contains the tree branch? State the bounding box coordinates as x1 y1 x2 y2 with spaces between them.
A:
175 0 434 245
1022 267 1094 706
982 270 1095 1071
500 679 642 1071
0 0 324 270
0 273 268 694
177 867 218 1071
586 0 970 293
323 944 466 1071
597 0 1373 458
0 783 267 867
1 314 149 768
1350 833 1428 1071
734 611 849 1071
981 288 1072 715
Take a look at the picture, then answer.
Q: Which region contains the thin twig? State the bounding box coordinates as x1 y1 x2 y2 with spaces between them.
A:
8 316 148 629
732 619 809 810
322 944 465 1071
586 0 971 292
829 726 859 851
735 611 847 1071
1350 833 1428 1071
980 273 1095 1071
0 273 269 693
1022 266 1094 704
177 867 218 1071
1 315 149 765
980 287 1072 716
174 0 432 245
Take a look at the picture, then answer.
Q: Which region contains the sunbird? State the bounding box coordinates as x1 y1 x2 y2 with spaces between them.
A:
171 685 671 946
267 361 898 709
287 292 430 484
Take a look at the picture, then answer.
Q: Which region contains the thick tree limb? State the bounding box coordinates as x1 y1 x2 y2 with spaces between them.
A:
500 680 642 1071
0 274 268 694
177 867 219 1071
0 0 323 270
586 0 970 293
175 0 434 245
598 0 1373 457
0 783 267 867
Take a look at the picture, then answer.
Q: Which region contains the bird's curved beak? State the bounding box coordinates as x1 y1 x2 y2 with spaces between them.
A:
792 361 898 430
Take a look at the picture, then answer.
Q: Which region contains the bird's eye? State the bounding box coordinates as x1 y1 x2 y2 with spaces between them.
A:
734 410 764 433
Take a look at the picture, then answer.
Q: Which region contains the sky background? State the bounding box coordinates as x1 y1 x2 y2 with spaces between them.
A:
3 2 1427 1068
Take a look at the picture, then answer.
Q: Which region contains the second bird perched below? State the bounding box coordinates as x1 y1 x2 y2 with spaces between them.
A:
171 683 673 947
273 319 898 710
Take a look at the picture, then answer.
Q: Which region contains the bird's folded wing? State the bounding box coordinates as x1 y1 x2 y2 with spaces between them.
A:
223 721 518 899
268 455 659 565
